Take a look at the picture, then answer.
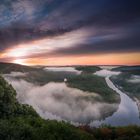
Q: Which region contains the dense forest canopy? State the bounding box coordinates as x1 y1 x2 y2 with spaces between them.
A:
0 75 140 140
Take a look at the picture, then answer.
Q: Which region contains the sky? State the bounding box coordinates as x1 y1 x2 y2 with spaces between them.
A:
0 0 140 66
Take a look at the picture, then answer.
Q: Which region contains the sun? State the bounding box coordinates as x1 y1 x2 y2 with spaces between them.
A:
7 48 27 58
13 59 26 65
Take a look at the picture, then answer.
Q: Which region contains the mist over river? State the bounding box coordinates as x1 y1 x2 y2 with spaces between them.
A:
3 69 140 127
3 71 117 125
91 70 140 126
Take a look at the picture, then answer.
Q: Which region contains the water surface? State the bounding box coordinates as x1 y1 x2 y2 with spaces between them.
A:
91 71 140 126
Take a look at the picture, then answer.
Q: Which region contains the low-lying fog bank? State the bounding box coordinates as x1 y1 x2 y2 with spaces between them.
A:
44 67 81 74
90 76 140 127
99 66 120 70
3 72 118 125
94 69 121 77
4 72 27 77
91 69 140 126
127 75 140 83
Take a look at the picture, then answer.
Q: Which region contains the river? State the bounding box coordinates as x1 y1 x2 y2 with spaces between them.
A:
3 69 140 126
90 73 140 127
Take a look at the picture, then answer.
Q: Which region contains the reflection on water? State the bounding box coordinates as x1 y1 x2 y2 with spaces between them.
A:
90 76 140 127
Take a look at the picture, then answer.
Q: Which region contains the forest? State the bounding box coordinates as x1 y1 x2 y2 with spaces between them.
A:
0 75 140 140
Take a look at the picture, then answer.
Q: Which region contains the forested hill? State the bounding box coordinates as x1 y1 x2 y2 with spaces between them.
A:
0 75 94 140
112 66 140 75
1 75 140 140
0 62 37 73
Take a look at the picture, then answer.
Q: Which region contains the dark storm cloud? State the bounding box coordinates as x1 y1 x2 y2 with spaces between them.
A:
0 0 140 54
50 24 140 56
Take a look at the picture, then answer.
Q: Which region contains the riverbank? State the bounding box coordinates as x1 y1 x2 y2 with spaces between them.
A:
90 74 140 127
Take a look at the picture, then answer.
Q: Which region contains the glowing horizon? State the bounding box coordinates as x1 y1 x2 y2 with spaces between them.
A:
0 39 140 66
6 52 140 66
0 0 140 66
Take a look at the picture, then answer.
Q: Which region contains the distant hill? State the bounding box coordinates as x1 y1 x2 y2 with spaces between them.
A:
112 66 140 75
75 66 101 73
0 62 37 74
0 63 103 85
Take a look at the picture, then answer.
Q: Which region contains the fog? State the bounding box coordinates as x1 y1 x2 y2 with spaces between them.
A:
4 72 27 77
90 76 140 126
99 66 119 70
3 72 117 124
94 69 121 77
44 67 81 74
127 75 140 83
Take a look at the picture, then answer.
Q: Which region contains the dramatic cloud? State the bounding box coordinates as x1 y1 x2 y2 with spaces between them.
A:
0 0 140 65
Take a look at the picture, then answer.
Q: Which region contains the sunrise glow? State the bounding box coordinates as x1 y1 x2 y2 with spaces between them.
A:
0 0 139 66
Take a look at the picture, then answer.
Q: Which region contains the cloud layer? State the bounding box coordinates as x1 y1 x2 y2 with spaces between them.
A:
0 0 140 65
3 72 118 124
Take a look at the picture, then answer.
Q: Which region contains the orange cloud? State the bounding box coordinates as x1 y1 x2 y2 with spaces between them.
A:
11 52 140 66
0 28 90 60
